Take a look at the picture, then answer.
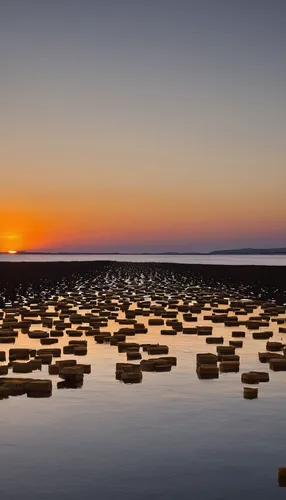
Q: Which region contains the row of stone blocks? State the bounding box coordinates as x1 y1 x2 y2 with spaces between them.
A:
0 378 52 398
115 356 177 383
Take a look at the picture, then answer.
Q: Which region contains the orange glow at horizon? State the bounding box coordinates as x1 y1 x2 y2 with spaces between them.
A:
0 207 64 253
1 189 286 252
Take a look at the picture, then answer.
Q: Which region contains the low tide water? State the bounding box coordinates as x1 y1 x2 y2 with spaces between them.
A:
1 302 286 499
1 253 286 265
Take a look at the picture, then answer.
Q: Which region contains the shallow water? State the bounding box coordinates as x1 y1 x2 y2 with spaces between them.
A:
1 253 286 266
1 302 286 500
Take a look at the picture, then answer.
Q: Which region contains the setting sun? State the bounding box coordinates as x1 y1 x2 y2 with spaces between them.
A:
0 208 62 253
0 231 22 253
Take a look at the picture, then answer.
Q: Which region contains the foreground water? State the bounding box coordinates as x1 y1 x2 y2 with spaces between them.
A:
1 253 286 265
1 316 286 499
0 266 286 500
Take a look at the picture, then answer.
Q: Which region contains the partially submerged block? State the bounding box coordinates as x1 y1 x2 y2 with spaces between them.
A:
278 467 286 487
241 372 259 384
197 364 219 379
266 341 283 352
269 359 286 371
27 380 52 398
220 361 240 373
147 345 169 355
243 387 258 399
196 353 217 366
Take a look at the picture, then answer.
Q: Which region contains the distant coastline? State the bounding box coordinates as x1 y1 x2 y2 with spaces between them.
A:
1 248 286 256
209 248 286 255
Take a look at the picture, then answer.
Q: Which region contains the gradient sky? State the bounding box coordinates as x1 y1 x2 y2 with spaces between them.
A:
0 0 285 253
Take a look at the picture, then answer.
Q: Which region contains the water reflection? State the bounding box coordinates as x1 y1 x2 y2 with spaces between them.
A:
0 272 286 499
1 253 286 265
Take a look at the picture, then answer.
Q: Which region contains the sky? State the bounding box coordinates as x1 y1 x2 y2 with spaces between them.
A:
0 0 285 253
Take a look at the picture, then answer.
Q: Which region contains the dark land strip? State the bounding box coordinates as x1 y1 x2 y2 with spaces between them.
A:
0 261 285 305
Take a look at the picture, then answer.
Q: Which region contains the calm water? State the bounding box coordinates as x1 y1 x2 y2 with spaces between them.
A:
1 302 286 499
0 253 286 265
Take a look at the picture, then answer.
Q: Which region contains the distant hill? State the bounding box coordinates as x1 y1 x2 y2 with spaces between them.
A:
210 248 286 255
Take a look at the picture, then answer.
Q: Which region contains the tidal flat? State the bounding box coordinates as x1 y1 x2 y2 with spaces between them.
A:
0 261 286 500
